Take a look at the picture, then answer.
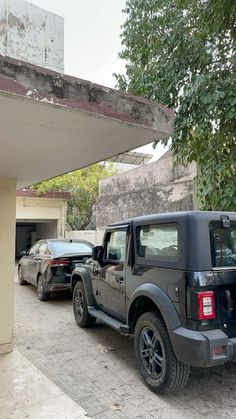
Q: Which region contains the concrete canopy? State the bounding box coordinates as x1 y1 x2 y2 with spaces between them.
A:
0 56 174 189
0 56 174 356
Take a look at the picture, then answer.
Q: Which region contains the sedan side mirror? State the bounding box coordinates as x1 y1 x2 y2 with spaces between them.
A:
92 246 103 261
20 250 27 257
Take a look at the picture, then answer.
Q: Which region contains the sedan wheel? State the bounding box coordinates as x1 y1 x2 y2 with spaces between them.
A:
18 265 27 285
37 275 49 301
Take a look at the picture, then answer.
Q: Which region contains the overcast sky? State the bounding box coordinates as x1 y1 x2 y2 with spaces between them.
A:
29 0 167 159
29 0 126 88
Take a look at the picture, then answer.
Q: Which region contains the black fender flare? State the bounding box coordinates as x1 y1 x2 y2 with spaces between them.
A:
128 283 181 331
71 267 95 306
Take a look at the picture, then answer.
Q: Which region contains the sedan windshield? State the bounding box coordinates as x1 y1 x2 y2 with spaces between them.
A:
52 241 92 256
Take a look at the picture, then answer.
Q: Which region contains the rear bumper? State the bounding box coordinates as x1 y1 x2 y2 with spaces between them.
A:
48 283 71 292
170 327 236 367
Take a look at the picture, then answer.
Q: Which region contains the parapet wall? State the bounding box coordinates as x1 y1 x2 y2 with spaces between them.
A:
96 150 197 228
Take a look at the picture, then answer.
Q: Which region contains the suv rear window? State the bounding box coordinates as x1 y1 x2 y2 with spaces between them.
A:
209 221 236 267
137 224 179 259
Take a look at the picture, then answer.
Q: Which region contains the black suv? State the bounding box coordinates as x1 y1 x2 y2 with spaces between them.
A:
71 211 236 394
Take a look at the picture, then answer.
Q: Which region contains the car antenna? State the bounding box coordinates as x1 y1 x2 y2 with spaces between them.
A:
70 239 72 243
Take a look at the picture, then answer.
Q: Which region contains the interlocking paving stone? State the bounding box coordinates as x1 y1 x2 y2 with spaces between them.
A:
14 281 236 419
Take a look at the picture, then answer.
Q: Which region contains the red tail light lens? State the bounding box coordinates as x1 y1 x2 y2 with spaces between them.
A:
197 291 215 320
48 259 70 266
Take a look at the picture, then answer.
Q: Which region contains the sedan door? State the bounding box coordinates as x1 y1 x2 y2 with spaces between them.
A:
23 242 40 282
28 241 49 284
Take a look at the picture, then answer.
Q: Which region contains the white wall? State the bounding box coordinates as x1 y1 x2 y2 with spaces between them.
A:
0 0 64 72
65 230 105 246
16 196 67 239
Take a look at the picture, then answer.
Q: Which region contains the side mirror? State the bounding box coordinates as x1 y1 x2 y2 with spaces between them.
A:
20 250 27 257
92 246 103 261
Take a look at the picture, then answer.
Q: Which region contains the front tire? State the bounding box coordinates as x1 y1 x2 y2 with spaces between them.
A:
73 281 96 328
18 265 27 285
134 311 190 394
37 275 50 301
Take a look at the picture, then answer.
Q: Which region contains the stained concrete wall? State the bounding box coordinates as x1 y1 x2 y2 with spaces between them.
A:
0 0 64 72
96 150 197 228
65 230 105 246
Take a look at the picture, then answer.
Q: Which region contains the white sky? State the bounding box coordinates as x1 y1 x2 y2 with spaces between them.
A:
29 0 167 160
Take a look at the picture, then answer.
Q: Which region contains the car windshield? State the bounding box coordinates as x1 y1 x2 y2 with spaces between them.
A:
52 241 92 256
209 221 236 267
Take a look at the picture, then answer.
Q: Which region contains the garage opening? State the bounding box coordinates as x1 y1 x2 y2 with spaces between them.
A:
15 220 58 258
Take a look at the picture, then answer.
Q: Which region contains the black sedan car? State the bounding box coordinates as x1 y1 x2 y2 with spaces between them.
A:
18 239 93 301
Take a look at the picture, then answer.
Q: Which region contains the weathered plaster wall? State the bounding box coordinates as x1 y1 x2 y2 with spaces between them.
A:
96 151 197 228
0 0 64 72
65 230 105 246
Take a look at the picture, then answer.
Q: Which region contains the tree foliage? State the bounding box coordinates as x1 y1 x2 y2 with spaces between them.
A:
115 0 236 210
33 164 115 230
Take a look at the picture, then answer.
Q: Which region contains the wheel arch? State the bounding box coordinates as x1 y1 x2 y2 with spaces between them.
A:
128 283 181 333
36 271 42 282
71 268 95 306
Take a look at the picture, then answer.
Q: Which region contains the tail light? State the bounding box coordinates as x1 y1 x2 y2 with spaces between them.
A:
48 259 70 267
197 291 215 320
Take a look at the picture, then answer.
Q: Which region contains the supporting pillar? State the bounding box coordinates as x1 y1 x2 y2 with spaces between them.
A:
0 178 16 354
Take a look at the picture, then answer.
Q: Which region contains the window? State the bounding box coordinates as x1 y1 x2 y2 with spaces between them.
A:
52 241 93 256
28 242 40 255
106 230 127 262
209 221 236 267
137 224 179 259
38 242 50 256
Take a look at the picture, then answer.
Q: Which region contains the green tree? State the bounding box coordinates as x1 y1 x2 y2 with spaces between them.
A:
115 0 236 210
33 164 115 230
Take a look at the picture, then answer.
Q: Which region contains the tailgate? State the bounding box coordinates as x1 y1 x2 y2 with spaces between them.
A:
216 270 236 338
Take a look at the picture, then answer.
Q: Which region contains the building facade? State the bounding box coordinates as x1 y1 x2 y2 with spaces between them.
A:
16 189 68 257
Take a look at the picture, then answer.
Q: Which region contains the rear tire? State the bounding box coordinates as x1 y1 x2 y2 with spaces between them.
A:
37 275 50 301
73 281 96 328
18 265 27 285
134 311 190 394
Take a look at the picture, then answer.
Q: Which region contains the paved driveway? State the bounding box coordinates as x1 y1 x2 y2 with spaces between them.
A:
14 279 236 419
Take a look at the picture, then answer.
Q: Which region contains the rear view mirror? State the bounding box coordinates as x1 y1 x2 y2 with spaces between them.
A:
20 250 27 257
92 246 103 261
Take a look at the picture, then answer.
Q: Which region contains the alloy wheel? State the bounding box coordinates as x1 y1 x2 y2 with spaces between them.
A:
139 326 166 379
74 289 84 318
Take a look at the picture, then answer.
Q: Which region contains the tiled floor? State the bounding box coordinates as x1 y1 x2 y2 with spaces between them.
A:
0 350 89 419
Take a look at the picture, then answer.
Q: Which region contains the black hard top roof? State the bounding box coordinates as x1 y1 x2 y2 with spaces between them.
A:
109 211 236 227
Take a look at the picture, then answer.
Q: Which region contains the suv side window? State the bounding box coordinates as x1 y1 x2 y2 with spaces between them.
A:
105 230 127 262
137 224 179 259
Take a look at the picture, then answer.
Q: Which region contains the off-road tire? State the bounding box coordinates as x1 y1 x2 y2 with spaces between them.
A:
73 281 96 328
37 274 50 301
18 265 27 285
134 311 190 394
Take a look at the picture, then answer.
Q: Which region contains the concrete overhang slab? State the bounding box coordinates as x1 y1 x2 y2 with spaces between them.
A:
0 57 174 188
